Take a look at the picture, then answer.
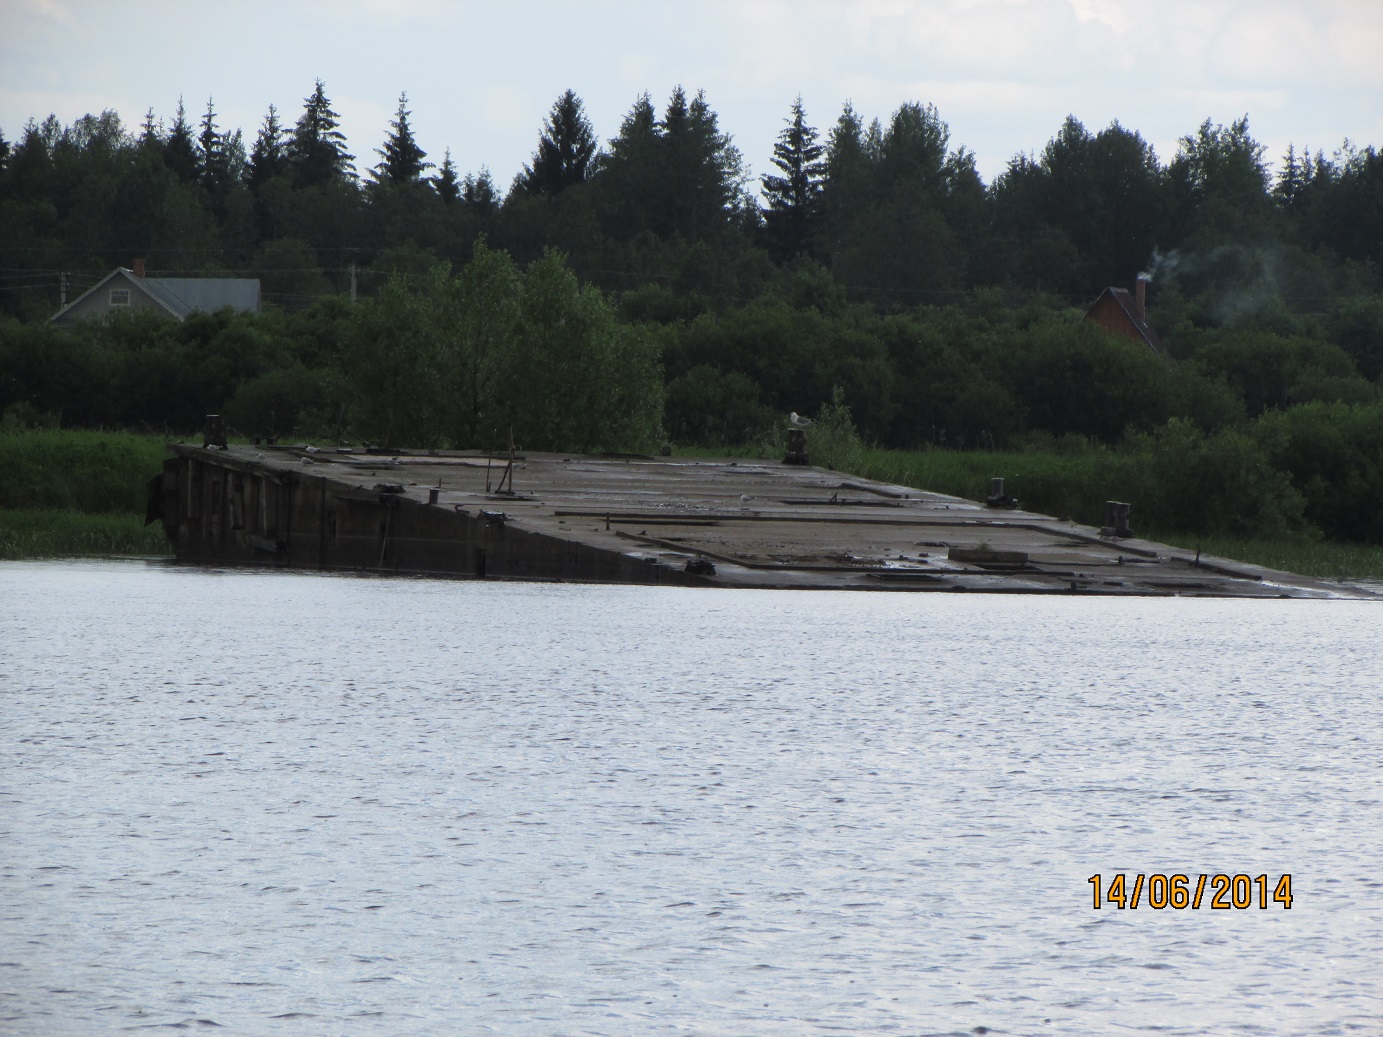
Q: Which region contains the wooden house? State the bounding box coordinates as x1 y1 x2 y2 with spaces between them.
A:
1085 277 1167 358
51 260 260 326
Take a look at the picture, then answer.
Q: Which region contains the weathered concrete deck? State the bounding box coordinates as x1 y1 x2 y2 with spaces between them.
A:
149 443 1380 599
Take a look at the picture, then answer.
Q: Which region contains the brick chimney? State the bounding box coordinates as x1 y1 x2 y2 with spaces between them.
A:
1135 275 1149 320
133 258 147 278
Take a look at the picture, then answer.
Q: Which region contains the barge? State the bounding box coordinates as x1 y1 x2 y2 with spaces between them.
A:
146 440 1379 599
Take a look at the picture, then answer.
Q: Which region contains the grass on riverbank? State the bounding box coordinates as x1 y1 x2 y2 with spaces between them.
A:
0 428 172 513
0 429 174 559
0 508 170 560
1148 532 1383 582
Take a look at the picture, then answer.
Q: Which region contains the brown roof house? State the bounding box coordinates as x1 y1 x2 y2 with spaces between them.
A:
51 259 260 326
1084 276 1167 358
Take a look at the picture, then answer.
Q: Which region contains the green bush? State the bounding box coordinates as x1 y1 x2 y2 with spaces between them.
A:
1124 418 1306 538
225 364 348 441
808 386 866 472
1253 401 1383 542
1190 331 1373 416
665 364 775 446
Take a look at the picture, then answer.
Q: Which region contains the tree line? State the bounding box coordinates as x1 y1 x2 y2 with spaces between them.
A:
2 82 1381 314
2 83 1382 542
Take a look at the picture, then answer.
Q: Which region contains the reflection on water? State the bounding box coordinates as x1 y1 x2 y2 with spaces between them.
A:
2 559 1381 1036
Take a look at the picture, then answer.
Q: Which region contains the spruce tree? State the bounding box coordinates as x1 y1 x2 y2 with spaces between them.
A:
139 108 161 152
819 102 871 259
599 93 658 191
199 97 228 192
661 86 691 139
373 92 430 186
433 148 460 204
463 168 498 210
248 104 286 187
660 87 743 240
517 89 598 197
163 97 199 182
1275 143 1308 211
289 79 356 187
609 92 658 161
591 93 660 238
761 97 825 260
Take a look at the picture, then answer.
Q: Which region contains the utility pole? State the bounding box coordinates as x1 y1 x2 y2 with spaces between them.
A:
349 262 357 304
59 272 68 309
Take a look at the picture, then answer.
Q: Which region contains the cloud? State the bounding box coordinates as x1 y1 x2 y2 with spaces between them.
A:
0 87 135 128
1 0 1377 188
11 0 74 26
1164 87 1291 119
1066 0 1136 34
334 96 392 163
353 0 448 21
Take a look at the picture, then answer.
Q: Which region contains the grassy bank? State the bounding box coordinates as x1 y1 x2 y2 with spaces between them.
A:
0 428 172 512
0 508 170 559
0 429 173 559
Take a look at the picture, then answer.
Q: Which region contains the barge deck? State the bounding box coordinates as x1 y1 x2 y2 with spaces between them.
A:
147 443 1379 599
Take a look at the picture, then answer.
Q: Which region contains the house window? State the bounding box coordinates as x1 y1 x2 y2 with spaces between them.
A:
110 288 130 307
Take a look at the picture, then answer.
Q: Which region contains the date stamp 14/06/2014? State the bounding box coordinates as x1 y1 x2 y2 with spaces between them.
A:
1088 874 1293 910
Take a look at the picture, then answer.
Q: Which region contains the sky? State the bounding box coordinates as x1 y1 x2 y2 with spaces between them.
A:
3 0 1381 192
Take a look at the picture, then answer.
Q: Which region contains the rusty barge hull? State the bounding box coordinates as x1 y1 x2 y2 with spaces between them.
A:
147 444 1378 599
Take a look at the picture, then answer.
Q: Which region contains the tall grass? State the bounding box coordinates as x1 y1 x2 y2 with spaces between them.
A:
674 440 1122 524
0 429 171 513
0 508 170 559
847 447 1121 524
1148 531 1383 581
0 430 173 559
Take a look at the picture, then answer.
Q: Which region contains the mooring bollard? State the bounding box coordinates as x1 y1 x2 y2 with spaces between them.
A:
202 414 227 450
1101 500 1133 538
985 476 1016 509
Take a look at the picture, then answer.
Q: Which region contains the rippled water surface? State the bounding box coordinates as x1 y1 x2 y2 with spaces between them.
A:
3 560 1382 1036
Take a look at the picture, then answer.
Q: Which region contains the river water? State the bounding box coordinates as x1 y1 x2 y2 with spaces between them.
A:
2 560 1381 1036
